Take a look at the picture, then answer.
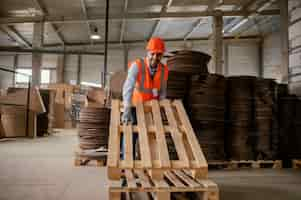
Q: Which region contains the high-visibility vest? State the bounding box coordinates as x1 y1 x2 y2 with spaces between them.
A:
129 57 168 105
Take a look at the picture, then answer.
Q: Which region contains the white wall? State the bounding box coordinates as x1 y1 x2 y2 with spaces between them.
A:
0 55 14 89
0 40 263 88
263 32 282 82
227 43 259 77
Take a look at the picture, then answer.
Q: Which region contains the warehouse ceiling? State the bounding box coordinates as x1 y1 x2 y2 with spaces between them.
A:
0 0 280 50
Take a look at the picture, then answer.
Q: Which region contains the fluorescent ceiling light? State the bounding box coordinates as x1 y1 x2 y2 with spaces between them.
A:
81 81 102 88
228 18 249 33
90 34 101 40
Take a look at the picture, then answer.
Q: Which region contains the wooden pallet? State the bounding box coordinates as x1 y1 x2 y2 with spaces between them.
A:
107 99 208 180
208 160 282 170
292 160 301 169
74 148 107 167
109 169 219 200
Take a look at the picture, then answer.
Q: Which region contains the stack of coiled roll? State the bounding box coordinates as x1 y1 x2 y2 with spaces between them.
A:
226 76 256 160
188 74 226 161
78 107 110 150
166 50 211 100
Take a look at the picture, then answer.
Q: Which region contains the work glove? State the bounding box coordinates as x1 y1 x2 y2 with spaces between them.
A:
122 106 133 124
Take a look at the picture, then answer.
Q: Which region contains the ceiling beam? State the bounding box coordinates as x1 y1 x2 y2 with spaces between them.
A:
0 46 104 55
184 18 207 40
0 25 31 47
208 0 224 11
80 0 93 44
0 9 280 25
42 36 261 48
119 0 128 43
149 0 173 39
33 0 65 45
225 0 277 34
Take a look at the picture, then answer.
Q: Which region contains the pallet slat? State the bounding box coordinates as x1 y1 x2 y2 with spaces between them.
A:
125 170 137 189
165 171 186 188
161 100 190 168
123 125 134 168
173 100 207 168
135 170 152 189
108 99 208 180
136 102 152 168
151 100 171 168
109 170 219 200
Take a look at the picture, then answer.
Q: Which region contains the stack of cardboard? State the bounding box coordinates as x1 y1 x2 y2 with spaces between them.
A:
0 87 46 138
46 84 79 128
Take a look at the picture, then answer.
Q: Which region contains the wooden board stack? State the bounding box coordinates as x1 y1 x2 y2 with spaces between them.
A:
107 99 219 200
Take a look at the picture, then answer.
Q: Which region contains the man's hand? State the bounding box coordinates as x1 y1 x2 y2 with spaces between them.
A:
122 106 133 124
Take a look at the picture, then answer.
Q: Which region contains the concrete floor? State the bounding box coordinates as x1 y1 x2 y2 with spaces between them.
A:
0 129 300 200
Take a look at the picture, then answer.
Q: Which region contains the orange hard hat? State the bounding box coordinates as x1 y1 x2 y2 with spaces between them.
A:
146 37 165 53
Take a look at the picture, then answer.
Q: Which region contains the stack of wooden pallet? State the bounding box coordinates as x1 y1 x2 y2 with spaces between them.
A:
107 99 219 200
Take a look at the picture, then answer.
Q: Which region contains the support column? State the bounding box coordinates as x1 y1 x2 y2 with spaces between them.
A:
212 13 223 74
280 0 289 83
56 54 65 83
258 39 264 78
77 54 82 85
12 54 18 85
224 43 229 76
124 44 128 71
32 22 44 86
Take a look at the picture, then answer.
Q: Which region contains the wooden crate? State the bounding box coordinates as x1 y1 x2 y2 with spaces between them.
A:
74 148 107 167
208 160 282 170
107 99 208 180
292 160 301 169
109 169 219 200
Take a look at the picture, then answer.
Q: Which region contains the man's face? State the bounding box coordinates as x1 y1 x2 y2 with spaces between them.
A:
147 51 163 68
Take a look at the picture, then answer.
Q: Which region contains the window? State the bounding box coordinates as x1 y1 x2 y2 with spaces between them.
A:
41 70 50 84
15 69 31 83
15 69 51 84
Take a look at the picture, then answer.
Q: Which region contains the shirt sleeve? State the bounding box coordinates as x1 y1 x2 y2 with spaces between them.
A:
122 62 139 107
159 65 168 100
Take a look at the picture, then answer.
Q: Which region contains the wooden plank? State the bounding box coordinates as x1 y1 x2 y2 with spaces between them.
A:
135 170 152 189
152 178 169 189
125 170 137 189
120 159 203 169
0 88 46 113
172 170 199 188
150 100 170 168
136 102 152 168
160 100 189 168
123 124 134 168
164 171 186 188
172 100 207 168
109 192 121 200
107 100 121 168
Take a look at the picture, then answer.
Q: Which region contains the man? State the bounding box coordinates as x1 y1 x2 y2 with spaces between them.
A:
122 37 168 124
